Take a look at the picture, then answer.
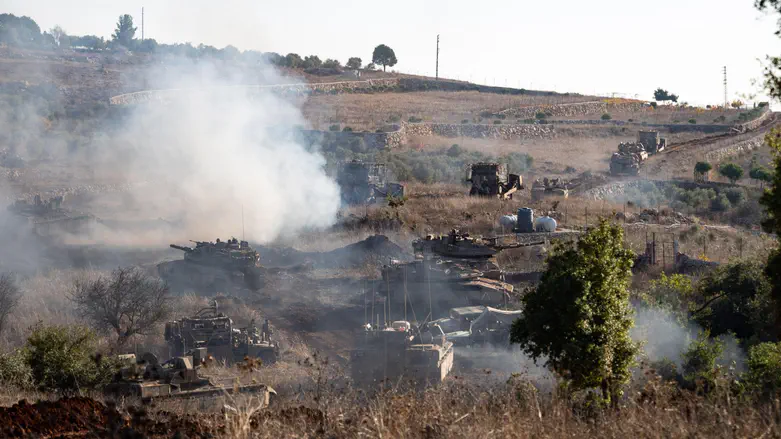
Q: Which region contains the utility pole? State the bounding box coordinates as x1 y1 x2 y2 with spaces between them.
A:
723 66 728 108
435 34 440 80
141 7 145 41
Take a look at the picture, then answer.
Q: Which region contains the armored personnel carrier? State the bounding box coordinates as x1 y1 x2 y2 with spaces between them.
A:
103 351 276 403
376 257 513 319
466 162 523 199
164 302 278 365
7 194 96 238
157 237 265 292
337 160 405 205
531 177 570 201
610 142 648 176
349 320 454 388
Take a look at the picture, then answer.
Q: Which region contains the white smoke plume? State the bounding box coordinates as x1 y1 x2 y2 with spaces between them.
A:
82 58 341 246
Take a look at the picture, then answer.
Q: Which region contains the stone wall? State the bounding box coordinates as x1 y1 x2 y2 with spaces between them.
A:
404 122 554 140
109 78 402 105
501 101 645 119
704 137 765 162
301 125 405 149
550 119 734 134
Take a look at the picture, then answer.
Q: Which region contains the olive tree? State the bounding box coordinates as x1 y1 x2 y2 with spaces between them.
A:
69 267 171 350
694 161 712 181
510 220 638 406
719 163 744 183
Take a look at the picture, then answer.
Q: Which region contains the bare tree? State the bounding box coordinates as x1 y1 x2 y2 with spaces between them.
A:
70 267 171 349
49 26 66 47
0 274 21 336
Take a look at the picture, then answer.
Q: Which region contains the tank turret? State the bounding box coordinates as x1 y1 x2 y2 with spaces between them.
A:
158 237 265 292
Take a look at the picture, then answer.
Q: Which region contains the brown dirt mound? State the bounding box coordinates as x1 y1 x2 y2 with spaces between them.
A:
0 397 107 437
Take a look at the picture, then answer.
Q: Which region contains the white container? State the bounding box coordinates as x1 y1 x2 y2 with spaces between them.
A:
534 216 557 232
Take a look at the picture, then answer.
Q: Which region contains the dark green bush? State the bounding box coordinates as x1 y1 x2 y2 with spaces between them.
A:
24 324 121 392
408 116 423 123
342 126 353 132
601 113 612 120
688 119 697 124
329 124 340 131
724 187 746 205
460 119 469 124
388 115 401 123
710 193 731 212
535 112 546 120
493 120 502 124
447 144 462 157
746 342 781 398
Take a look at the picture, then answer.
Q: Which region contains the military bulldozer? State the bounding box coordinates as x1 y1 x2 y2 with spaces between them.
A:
466 163 523 199
349 320 455 389
157 237 265 292
7 194 96 238
531 177 570 201
337 160 405 205
610 142 648 176
637 130 667 154
103 351 276 403
412 229 498 259
164 302 278 365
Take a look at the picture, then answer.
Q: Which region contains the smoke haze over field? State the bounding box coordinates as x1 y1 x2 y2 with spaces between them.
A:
90 59 341 245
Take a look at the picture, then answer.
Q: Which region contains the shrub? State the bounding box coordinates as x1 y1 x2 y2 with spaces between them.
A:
601 113 612 120
650 102 658 108
688 119 697 124
710 193 731 212
493 120 502 124
746 342 781 398
694 161 712 175
24 324 121 392
628 118 634 122
479 111 494 119
0 351 32 389
640 273 694 325
535 112 546 120
342 126 353 132
750 166 773 183
681 332 723 392
724 187 746 205
523 119 535 124
460 119 469 124
329 124 340 131
388 115 401 123
447 144 462 157
408 116 423 123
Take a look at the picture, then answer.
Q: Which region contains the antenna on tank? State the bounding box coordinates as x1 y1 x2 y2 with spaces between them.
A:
141 7 144 41
242 204 245 241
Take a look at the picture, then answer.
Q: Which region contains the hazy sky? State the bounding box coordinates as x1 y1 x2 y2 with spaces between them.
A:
5 0 781 105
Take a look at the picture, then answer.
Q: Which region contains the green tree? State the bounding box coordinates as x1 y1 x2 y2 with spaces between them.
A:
302 55 322 69
692 260 774 345
694 161 712 181
510 220 638 406
322 58 342 69
640 272 694 325
372 44 398 72
750 166 773 186
111 14 137 48
719 162 744 183
601 113 612 120
285 53 303 68
346 57 362 70
653 88 679 103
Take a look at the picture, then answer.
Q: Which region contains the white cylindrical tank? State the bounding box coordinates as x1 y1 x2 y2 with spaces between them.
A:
534 216 557 232
499 215 517 228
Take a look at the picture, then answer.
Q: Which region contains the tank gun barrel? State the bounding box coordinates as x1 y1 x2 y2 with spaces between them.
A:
170 244 193 252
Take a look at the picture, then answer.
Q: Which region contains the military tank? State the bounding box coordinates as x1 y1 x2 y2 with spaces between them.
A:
103 351 276 403
157 237 265 292
7 194 96 239
349 320 454 389
164 302 279 365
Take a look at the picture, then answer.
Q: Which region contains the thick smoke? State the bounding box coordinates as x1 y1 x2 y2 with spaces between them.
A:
82 58 340 246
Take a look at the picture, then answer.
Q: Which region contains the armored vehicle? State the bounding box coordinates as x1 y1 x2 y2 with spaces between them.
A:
637 130 667 154
158 237 265 292
164 302 278 365
104 351 276 403
412 229 498 259
531 177 570 201
432 306 522 348
376 257 513 318
610 142 648 176
7 194 96 238
337 160 405 205
349 320 454 388
466 163 523 199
